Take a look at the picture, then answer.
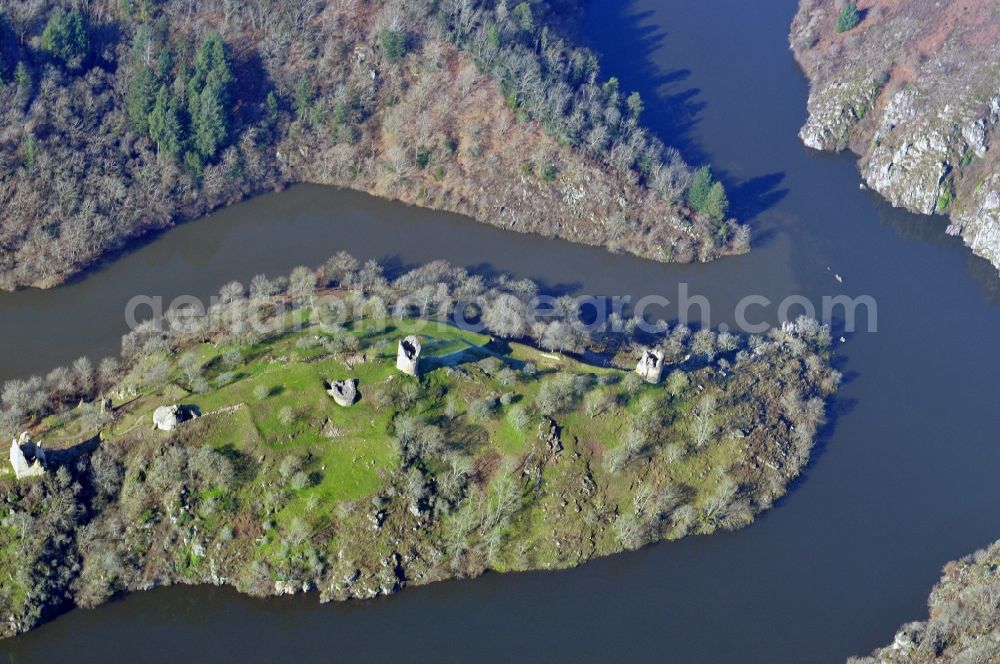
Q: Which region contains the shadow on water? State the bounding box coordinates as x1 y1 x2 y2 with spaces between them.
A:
782 349 860 500
584 0 789 233
463 261 585 297
728 172 789 221
778 394 855 506
372 254 418 280
368 256 586 298
585 3 708 166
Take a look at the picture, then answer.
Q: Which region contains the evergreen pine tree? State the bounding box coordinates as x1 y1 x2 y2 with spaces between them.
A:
125 67 157 134
149 85 183 158
381 29 408 62
187 32 233 161
192 82 227 158
626 92 644 121
703 182 730 223
14 61 30 91
687 165 714 212
836 3 861 33
41 9 89 64
512 2 534 33
190 31 233 98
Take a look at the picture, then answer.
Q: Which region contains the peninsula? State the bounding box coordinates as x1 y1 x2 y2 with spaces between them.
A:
0 256 838 638
0 0 747 291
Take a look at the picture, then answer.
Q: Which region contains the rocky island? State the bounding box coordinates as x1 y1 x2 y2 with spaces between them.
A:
791 0 1000 271
0 256 838 638
0 0 747 291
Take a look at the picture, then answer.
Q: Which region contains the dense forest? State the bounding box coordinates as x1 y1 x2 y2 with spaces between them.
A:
1 254 836 637
0 0 748 290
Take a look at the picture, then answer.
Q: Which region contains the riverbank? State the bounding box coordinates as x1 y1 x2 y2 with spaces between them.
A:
0 256 837 639
8 1 1000 660
849 538 1000 663
0 0 747 292
790 0 1000 273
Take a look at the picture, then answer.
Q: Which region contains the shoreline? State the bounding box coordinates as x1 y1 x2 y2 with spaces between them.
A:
790 0 1000 276
0 0 748 293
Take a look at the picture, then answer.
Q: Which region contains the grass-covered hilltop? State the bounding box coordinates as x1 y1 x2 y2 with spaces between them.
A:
849 539 1000 663
0 0 748 291
0 255 838 638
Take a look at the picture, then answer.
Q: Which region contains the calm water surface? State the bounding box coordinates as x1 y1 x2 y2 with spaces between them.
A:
3 0 1000 662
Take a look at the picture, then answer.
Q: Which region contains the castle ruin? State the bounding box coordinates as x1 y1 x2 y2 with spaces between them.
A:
9 432 46 480
636 348 666 384
396 336 421 376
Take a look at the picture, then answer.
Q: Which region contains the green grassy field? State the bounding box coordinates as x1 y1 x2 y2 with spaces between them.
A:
4 307 835 627
30 313 767 536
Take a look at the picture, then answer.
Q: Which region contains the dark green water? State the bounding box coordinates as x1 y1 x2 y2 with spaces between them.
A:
3 1 1000 662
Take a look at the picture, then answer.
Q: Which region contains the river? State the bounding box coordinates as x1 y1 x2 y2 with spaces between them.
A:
3 0 1000 662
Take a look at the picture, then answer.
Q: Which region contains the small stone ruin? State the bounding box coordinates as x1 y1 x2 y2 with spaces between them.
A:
636 348 665 384
9 432 46 480
153 404 183 431
325 378 360 407
396 336 421 376
540 417 563 455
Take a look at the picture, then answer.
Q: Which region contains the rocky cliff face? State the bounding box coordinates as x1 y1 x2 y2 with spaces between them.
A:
791 0 1000 272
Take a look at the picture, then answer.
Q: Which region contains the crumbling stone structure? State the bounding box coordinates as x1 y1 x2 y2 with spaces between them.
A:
9 432 46 480
326 378 360 407
153 405 182 431
396 336 421 376
636 348 665 384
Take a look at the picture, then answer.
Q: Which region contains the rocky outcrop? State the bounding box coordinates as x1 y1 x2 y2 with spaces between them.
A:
952 176 1000 268
799 75 889 152
792 0 1000 273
